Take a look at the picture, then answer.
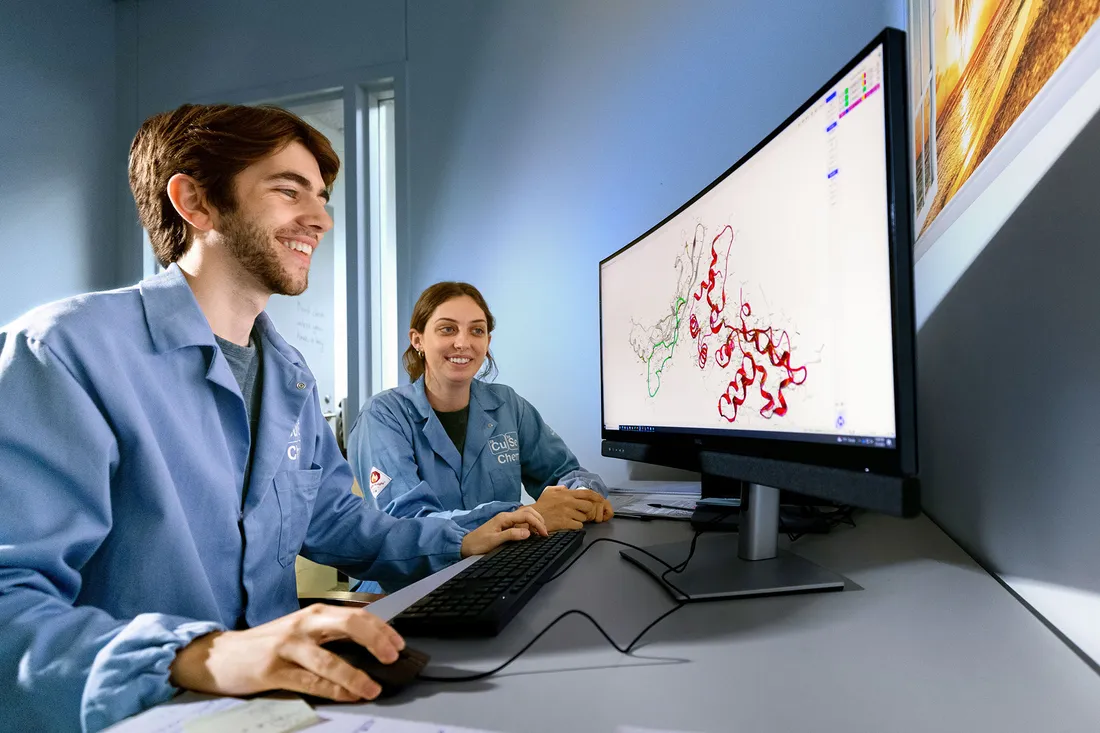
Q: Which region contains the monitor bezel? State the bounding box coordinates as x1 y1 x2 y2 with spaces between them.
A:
598 28 917 479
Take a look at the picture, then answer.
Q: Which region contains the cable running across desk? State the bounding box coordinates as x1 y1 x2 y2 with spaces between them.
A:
419 505 760 684
418 533 701 683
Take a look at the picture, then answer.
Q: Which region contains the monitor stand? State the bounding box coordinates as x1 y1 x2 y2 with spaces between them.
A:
619 483 847 601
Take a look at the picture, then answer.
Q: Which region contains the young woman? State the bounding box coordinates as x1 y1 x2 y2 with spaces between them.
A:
348 281 613 536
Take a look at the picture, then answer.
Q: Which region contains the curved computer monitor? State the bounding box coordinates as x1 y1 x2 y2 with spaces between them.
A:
599 28 919 524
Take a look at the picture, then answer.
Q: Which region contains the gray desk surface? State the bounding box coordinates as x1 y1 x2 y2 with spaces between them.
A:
330 509 1100 733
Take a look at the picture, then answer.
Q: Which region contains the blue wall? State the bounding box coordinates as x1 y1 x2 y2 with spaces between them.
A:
0 1 117 325
129 0 405 117
405 0 906 483
111 0 905 485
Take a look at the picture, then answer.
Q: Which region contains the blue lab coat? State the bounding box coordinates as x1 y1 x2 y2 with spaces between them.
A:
348 376 607 532
0 265 466 732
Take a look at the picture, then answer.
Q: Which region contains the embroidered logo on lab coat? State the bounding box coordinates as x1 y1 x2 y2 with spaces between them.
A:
488 431 520 465
287 420 301 461
369 467 392 498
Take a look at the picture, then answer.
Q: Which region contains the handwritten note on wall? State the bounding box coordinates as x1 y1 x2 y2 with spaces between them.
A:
295 300 328 355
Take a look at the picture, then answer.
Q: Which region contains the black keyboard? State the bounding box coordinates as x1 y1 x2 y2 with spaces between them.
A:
392 529 585 637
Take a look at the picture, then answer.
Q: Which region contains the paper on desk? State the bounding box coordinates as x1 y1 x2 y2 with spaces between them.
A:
184 698 319 733
107 698 508 733
310 711 507 732
104 698 243 732
608 482 701 495
617 497 696 519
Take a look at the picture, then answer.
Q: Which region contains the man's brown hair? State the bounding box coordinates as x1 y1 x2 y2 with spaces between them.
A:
405 282 498 383
129 103 340 266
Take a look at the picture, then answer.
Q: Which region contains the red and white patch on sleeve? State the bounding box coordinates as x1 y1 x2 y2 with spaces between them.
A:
368 467 392 498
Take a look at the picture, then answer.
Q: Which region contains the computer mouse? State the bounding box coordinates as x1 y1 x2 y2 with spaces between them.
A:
322 639 431 697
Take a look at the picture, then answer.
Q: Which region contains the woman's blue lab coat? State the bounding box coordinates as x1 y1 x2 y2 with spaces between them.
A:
348 376 607 532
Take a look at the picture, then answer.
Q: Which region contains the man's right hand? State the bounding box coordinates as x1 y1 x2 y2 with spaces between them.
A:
532 485 603 531
169 604 403 702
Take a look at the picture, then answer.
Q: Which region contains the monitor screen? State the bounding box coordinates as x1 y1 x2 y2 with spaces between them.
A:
601 42 903 456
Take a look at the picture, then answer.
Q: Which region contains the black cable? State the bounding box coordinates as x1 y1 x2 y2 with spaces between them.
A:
415 498 857 686
668 530 703 573
417 603 687 683
545 537 689 597
778 503 857 542
418 530 712 684
546 503 739 587
417 504 753 684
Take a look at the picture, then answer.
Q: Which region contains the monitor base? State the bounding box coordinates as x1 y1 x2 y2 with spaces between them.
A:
619 534 847 602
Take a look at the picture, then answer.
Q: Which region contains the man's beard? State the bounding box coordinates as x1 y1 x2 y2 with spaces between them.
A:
220 211 309 297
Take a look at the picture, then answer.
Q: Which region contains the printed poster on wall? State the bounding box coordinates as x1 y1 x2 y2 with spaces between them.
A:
908 0 1100 243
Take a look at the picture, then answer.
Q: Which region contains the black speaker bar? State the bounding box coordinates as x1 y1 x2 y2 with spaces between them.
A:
602 440 920 518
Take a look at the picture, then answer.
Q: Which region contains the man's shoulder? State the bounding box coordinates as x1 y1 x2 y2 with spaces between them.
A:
255 312 305 362
3 285 143 354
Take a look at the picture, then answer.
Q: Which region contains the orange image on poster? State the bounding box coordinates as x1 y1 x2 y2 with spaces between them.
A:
909 0 1100 237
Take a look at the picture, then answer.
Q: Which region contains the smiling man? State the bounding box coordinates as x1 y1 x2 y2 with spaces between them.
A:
0 104 546 732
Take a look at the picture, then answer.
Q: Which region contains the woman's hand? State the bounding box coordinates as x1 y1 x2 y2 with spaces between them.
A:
460 505 548 557
532 486 605 531
576 490 614 523
169 604 404 702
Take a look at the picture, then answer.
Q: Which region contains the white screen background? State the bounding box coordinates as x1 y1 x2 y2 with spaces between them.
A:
601 46 895 441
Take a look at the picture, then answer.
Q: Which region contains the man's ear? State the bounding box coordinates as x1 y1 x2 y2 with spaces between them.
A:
166 173 217 233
